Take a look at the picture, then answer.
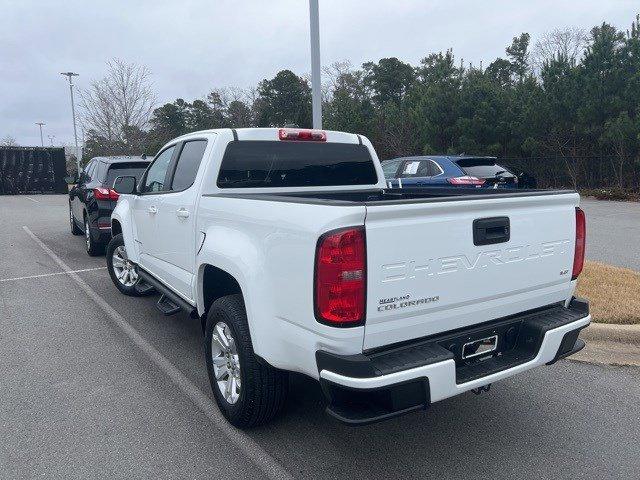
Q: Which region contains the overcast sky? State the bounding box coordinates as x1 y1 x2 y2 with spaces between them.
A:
1 0 638 146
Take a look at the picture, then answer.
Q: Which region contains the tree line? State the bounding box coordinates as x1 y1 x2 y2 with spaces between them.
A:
81 14 640 190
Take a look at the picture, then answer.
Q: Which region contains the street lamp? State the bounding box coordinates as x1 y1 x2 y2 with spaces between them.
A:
309 0 322 129
35 122 45 147
60 72 81 174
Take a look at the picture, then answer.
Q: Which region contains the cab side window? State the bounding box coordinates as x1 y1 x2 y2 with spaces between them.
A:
142 146 176 193
170 140 207 191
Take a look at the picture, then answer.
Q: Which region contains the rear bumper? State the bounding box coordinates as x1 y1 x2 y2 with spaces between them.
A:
318 298 590 425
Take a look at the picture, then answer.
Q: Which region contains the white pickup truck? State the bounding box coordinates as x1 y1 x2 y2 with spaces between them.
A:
108 127 590 428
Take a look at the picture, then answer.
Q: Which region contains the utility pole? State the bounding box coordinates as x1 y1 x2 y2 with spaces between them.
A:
60 72 81 174
35 122 45 147
309 0 322 129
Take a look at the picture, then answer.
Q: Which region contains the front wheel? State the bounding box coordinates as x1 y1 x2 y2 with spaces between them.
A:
205 294 288 428
106 233 144 296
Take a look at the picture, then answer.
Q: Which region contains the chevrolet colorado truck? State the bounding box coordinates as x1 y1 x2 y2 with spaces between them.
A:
107 127 590 428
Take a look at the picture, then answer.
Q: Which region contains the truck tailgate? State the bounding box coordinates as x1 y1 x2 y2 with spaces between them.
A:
363 193 579 350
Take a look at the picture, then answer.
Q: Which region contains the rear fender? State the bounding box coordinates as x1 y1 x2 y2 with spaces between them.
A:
196 226 259 344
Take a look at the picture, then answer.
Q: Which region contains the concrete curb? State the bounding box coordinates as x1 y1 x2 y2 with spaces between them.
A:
581 322 640 346
571 340 640 367
572 322 640 366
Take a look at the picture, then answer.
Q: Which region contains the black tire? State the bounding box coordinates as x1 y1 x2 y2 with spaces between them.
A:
84 216 104 256
70 203 82 235
106 233 146 296
205 294 288 428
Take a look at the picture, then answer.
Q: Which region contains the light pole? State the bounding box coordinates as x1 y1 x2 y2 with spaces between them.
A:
309 0 322 129
35 122 45 147
60 72 81 174
48 134 56 146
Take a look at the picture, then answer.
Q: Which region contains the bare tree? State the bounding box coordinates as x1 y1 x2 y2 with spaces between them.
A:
532 27 589 71
80 59 156 144
1 135 18 146
321 60 353 101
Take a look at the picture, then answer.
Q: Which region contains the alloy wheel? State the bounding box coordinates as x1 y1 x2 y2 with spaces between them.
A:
111 245 139 287
211 322 241 404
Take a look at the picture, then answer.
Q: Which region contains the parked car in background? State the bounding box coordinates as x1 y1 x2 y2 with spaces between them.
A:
382 155 519 189
69 156 150 255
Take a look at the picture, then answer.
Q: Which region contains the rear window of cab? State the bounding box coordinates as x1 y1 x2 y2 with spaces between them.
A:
217 141 378 188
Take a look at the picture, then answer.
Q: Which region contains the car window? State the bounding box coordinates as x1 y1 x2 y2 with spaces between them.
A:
171 140 207 191
105 163 149 188
456 161 514 178
95 161 108 183
82 160 96 183
422 160 442 176
142 146 176 193
79 163 88 183
89 161 99 180
400 159 441 177
381 161 400 178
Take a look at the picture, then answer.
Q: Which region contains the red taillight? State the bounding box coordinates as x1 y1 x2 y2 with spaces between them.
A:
447 176 486 186
572 207 586 280
93 187 119 200
278 128 327 142
315 227 366 325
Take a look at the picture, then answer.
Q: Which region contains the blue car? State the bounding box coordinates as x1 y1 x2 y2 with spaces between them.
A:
381 155 519 189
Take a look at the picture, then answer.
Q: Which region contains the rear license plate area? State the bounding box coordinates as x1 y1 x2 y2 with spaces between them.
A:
462 335 498 360
436 320 524 365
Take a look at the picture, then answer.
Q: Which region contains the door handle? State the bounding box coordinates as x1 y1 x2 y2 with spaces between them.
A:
148 206 158 214
176 208 190 219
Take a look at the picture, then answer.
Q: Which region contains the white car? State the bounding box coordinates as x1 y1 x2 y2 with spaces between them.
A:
107 127 590 428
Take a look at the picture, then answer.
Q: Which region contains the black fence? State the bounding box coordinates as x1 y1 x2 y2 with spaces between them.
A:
501 156 640 191
0 147 68 195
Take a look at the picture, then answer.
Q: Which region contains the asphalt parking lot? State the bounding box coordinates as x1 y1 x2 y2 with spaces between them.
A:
1 194 639 480
580 198 640 271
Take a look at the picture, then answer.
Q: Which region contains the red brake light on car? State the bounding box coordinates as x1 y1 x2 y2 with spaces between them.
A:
278 128 327 142
572 207 586 280
447 176 486 186
93 187 119 200
315 227 366 325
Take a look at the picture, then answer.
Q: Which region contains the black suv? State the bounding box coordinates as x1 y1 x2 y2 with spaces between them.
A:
69 156 149 255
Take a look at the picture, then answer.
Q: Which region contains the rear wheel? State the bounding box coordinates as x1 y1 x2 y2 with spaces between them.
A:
84 216 103 256
69 204 82 235
205 294 288 428
106 233 145 296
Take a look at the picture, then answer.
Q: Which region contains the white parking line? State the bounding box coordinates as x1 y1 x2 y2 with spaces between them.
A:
0 267 106 283
22 226 292 480
24 196 40 203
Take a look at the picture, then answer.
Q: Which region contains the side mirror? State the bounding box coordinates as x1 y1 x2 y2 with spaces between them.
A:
113 175 137 195
64 175 77 184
